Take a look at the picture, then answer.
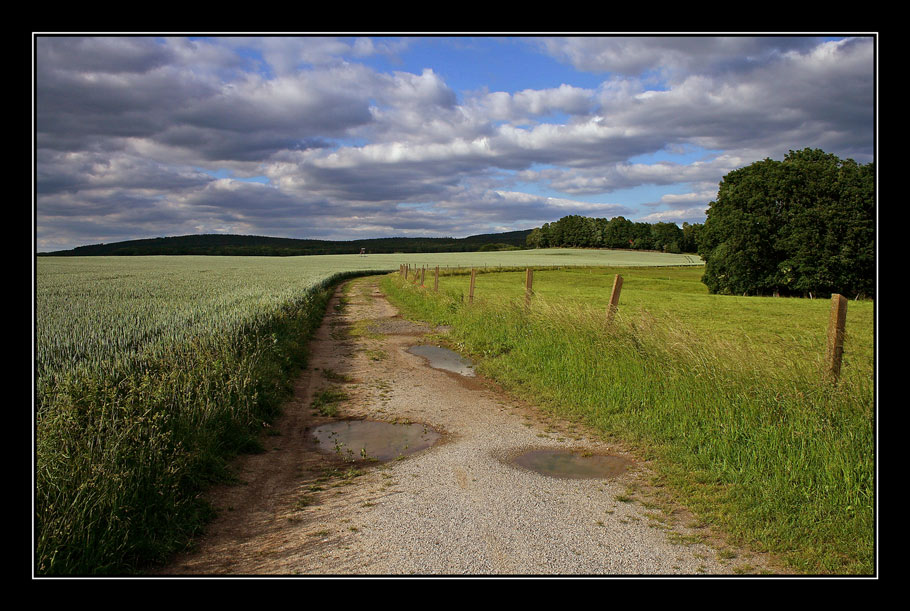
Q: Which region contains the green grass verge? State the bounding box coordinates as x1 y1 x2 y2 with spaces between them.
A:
382 268 875 575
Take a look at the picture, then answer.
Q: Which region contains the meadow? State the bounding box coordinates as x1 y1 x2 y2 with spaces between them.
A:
382 265 875 575
35 250 874 575
35 249 697 575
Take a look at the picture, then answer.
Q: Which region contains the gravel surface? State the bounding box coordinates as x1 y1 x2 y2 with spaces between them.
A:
159 276 776 577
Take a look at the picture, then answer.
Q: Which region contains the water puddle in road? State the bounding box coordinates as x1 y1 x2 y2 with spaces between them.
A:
510 449 632 479
312 420 441 462
407 344 475 376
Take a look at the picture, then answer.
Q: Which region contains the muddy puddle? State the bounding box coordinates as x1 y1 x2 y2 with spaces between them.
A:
509 449 632 479
312 420 441 462
407 344 475 376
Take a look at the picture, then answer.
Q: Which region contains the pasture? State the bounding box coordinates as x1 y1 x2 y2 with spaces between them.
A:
405 265 874 374
383 265 875 574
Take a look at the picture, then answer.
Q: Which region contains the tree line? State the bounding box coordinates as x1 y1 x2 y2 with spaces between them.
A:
526 215 702 254
40 231 534 257
526 148 874 299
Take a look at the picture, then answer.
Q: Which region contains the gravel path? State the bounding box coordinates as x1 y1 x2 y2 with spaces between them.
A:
159 276 775 576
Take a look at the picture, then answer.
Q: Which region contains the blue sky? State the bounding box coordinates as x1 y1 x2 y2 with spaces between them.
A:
35 35 876 251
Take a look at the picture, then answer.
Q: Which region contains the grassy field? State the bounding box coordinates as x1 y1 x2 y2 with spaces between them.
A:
35 249 697 575
410 265 874 371
383 266 875 575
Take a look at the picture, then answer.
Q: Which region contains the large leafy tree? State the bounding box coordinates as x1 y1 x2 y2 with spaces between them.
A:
698 148 875 297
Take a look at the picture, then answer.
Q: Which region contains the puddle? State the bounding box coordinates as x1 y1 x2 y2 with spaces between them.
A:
407 344 475 376
509 449 632 479
312 420 441 462
367 318 433 335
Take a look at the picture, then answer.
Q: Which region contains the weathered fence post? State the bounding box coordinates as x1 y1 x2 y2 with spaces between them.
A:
434 266 439 292
420 265 425 287
826 293 848 383
606 274 623 323
525 268 534 307
469 268 476 304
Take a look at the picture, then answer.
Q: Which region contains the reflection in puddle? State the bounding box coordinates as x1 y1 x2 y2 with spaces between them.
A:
312 420 440 462
510 449 632 479
407 344 475 376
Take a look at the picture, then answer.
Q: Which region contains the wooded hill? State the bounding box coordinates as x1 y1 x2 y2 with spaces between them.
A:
39 230 534 257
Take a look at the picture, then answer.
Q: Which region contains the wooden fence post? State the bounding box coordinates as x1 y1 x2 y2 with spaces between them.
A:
434 266 439 292
606 274 623 323
826 293 848 383
525 268 534 307
420 266 425 287
469 268 476 304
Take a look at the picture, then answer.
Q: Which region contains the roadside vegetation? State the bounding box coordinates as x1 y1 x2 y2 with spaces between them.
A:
382 266 875 574
34 257 387 575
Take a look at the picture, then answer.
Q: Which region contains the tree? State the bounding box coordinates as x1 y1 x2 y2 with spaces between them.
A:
651 222 684 253
527 223 552 248
681 222 703 254
553 215 595 247
698 148 874 297
604 216 635 248
630 222 654 249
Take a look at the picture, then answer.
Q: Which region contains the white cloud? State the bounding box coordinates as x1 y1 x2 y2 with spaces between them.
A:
35 35 875 250
536 36 826 81
469 84 594 122
637 206 711 224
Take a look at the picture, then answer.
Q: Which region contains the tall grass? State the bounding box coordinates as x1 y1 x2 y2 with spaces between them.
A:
35 257 387 575
382 269 875 575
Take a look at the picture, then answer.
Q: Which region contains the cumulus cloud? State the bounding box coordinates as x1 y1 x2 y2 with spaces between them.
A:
536 36 826 82
588 37 874 161
468 84 595 123
34 35 875 251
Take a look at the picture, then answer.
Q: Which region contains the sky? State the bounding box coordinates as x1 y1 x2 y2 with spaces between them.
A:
34 34 876 252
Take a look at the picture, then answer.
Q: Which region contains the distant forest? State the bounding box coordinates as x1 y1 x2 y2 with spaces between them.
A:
39 230 535 257
40 219 708 257
526 215 702 254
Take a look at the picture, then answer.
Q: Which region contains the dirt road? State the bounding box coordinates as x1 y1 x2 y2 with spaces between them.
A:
158 275 774 576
